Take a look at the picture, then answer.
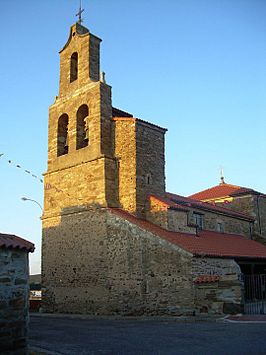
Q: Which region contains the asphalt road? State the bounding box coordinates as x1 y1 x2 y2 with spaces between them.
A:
29 315 266 355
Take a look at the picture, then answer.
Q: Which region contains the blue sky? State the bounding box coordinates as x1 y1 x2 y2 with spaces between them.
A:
0 0 265 274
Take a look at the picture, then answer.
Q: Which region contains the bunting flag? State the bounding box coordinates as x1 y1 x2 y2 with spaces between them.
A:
0 152 44 183
0 152 83 202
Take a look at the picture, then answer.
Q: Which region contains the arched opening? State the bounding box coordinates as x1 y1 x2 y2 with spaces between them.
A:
70 52 78 82
76 104 89 149
57 114 69 156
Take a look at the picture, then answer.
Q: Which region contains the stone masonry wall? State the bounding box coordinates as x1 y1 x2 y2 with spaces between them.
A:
114 119 166 215
192 257 243 315
187 208 252 238
114 119 137 212
42 206 194 316
145 196 169 230
44 158 107 218
145 197 250 237
0 248 29 352
59 23 101 98
46 78 117 212
146 198 196 234
46 22 117 212
167 209 196 234
220 195 266 245
48 82 113 171
106 212 193 315
257 196 266 238
136 122 166 215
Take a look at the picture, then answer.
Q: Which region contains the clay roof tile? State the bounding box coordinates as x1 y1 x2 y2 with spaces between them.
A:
110 208 266 260
189 183 262 201
194 275 220 284
0 233 34 252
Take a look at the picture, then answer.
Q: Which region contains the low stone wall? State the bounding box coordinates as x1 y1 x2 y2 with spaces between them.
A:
0 248 29 353
192 257 243 315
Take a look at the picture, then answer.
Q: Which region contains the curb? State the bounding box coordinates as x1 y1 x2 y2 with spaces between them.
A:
222 314 266 324
29 312 220 323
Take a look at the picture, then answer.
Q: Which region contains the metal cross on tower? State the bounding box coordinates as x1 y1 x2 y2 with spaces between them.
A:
76 0 84 24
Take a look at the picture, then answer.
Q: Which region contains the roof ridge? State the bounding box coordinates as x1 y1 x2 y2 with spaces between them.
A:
165 192 254 221
189 183 242 197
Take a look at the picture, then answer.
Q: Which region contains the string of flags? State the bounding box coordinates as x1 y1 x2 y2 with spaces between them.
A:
0 152 83 202
0 153 43 183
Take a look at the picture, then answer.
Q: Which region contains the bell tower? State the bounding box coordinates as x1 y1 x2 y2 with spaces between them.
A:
43 21 118 221
41 13 167 314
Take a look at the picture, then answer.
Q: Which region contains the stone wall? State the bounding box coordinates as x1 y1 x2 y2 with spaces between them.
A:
44 158 106 217
46 22 117 213
188 208 252 238
145 196 169 230
136 122 166 215
258 196 266 238
0 248 29 352
192 257 243 315
114 119 137 212
219 195 266 244
42 206 194 316
46 66 118 212
145 196 251 237
48 81 113 170
146 199 195 234
113 119 166 215
167 209 196 234
59 23 101 98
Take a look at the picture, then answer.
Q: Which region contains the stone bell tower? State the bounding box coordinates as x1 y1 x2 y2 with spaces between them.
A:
41 17 167 314
43 22 118 221
42 20 120 313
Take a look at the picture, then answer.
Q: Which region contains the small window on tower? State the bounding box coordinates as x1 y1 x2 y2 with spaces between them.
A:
57 114 69 156
145 173 152 185
70 52 78 82
76 104 89 149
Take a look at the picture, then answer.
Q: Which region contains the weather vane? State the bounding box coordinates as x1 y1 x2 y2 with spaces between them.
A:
76 0 84 24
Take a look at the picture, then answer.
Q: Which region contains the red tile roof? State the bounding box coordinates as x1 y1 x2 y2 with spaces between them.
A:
0 233 34 252
163 193 254 221
112 107 133 118
149 194 190 212
194 275 220 284
189 183 261 201
110 208 266 259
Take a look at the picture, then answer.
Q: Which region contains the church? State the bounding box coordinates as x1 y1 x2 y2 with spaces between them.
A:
42 18 266 316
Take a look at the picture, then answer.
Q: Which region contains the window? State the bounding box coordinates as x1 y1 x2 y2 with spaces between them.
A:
70 52 78 82
76 104 89 149
57 114 69 156
193 213 203 229
217 222 224 233
145 173 152 185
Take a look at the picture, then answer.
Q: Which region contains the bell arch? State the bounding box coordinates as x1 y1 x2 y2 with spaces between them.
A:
70 52 78 82
57 113 69 156
76 104 89 149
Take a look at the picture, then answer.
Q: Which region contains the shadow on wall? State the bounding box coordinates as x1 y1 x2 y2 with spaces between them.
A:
41 204 195 316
